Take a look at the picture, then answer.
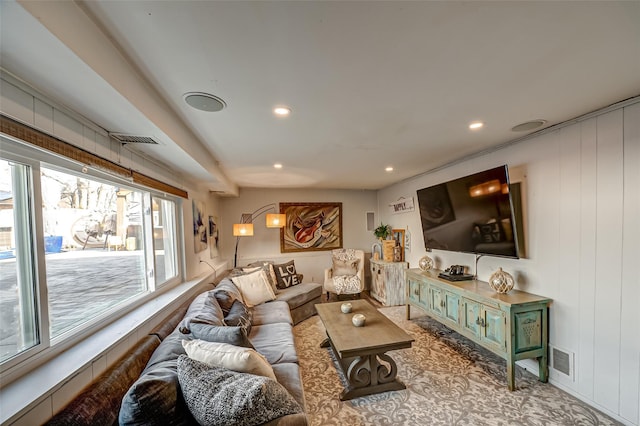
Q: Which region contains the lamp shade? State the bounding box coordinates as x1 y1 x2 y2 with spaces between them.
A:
266 213 286 228
233 223 254 236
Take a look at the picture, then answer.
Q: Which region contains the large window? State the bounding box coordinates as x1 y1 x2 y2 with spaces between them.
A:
0 159 40 363
0 145 182 369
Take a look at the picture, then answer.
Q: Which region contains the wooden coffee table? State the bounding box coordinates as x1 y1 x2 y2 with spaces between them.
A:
315 299 414 400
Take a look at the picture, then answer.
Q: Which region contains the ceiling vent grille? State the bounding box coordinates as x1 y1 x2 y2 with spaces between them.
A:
110 133 160 145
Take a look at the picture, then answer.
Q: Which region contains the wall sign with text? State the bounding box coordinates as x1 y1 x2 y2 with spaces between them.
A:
389 197 415 214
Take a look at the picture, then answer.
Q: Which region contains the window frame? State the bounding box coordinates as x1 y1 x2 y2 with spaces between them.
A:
0 135 185 382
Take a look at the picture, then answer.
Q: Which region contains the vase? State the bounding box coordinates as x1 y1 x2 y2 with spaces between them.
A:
418 255 433 271
488 267 515 293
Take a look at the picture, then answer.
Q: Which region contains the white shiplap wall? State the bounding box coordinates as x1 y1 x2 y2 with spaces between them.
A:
377 100 640 425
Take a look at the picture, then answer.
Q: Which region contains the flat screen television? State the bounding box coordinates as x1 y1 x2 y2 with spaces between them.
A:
416 165 522 258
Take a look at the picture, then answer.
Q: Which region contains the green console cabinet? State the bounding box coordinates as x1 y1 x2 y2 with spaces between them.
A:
406 268 551 391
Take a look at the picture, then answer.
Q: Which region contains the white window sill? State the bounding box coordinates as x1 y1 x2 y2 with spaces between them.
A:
0 272 216 425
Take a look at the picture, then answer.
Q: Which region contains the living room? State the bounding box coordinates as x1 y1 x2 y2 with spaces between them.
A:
1 1 639 425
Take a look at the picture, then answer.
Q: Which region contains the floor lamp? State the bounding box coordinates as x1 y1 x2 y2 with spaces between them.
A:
233 203 285 267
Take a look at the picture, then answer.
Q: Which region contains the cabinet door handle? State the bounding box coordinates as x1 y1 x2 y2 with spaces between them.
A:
476 318 486 327
440 300 446 308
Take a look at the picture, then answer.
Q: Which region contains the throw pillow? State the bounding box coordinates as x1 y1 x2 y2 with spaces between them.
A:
230 269 276 307
182 340 275 380
247 260 278 287
224 299 252 336
189 323 253 349
178 291 225 334
332 258 359 276
214 279 244 304
119 331 195 425
244 262 278 293
177 356 302 426
213 289 236 316
273 260 302 289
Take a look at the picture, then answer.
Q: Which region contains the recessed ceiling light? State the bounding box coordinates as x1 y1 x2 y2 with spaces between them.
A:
274 163 283 169
184 92 226 112
511 119 547 132
469 121 484 130
385 167 394 172
273 106 291 117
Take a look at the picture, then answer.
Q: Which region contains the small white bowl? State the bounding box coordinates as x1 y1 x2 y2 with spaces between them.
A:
352 313 366 327
341 303 352 313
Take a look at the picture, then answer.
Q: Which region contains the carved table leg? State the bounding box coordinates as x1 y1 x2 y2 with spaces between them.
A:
340 352 405 401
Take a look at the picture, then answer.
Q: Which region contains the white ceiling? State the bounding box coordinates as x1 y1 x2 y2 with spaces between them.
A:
1 1 639 196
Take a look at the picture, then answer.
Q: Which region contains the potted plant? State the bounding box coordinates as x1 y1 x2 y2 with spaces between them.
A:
373 223 392 240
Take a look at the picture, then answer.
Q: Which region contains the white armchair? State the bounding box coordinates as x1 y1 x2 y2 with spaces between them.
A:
323 249 365 299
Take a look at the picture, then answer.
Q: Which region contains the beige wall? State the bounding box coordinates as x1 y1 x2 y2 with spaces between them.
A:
218 188 377 283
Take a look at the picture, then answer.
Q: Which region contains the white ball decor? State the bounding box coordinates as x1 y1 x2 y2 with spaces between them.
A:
488 268 515 294
340 303 352 313
352 313 366 327
418 255 434 271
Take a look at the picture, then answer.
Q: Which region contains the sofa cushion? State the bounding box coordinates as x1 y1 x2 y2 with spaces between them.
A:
272 362 306 410
251 300 293 326
231 269 276 307
249 323 298 365
177 356 302 426
119 331 194 426
275 282 323 310
183 339 275 380
178 291 224 334
119 359 195 426
190 323 253 349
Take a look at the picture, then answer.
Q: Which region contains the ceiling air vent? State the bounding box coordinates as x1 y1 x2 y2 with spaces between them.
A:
110 133 160 145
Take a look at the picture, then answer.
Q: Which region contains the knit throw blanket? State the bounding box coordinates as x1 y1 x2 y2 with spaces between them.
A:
333 274 361 295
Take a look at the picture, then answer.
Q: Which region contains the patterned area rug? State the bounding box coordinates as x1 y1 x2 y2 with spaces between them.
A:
294 306 620 426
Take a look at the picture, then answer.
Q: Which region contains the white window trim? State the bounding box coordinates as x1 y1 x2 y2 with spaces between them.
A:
0 135 185 382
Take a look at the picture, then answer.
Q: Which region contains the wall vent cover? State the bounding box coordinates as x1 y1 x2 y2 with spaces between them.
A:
110 134 160 145
550 345 574 380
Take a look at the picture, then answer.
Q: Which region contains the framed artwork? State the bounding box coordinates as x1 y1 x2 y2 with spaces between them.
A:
392 229 405 261
192 199 207 253
280 202 343 253
208 215 219 258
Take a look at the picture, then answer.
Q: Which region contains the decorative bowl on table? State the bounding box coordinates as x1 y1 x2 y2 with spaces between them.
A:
352 313 366 327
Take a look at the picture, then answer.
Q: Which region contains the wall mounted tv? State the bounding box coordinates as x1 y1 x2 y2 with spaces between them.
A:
416 165 523 259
